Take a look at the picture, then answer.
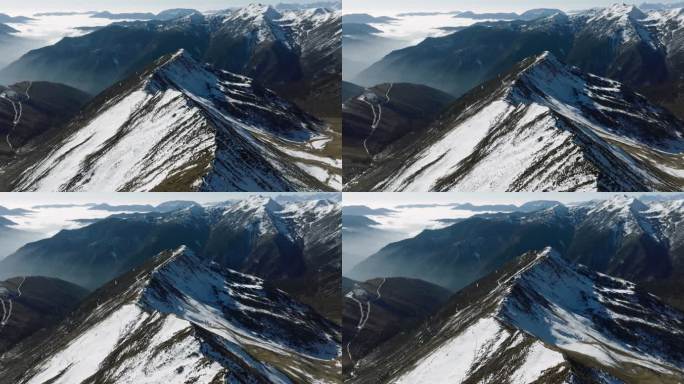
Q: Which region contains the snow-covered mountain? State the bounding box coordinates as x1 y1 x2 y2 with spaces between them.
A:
349 196 684 311
0 246 341 383
0 197 341 320
350 247 684 383
0 4 341 117
348 52 684 191
5 51 340 192
354 3 684 120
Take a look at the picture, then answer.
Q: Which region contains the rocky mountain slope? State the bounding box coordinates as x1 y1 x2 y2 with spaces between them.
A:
0 276 89 354
2 51 340 192
348 52 684 191
0 23 37 69
349 196 684 311
0 197 341 321
350 248 684 383
0 4 341 118
0 216 43 260
342 81 365 102
343 277 452 375
342 83 453 183
342 212 405 274
0 81 90 157
0 246 341 384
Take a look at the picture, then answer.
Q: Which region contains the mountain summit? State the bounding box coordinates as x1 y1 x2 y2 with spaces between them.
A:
350 247 684 383
0 246 341 383
348 52 684 192
8 50 340 192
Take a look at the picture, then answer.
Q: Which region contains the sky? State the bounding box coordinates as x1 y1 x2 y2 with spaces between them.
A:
0 192 339 209
344 192 679 208
1 0 321 15
343 0 663 14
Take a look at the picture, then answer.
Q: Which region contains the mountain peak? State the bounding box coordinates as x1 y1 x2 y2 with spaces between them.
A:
605 3 646 20
596 194 648 213
234 3 282 21
519 50 565 75
154 48 200 71
238 195 283 212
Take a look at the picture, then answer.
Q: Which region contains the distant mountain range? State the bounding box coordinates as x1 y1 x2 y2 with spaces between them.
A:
0 197 341 320
89 9 198 20
0 14 33 24
0 213 43 260
453 9 563 20
349 196 684 311
355 4 684 122
342 14 398 24
0 4 341 118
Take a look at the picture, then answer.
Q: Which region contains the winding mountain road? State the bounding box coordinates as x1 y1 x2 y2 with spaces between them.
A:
1 82 32 151
345 277 388 368
0 276 26 330
362 83 393 156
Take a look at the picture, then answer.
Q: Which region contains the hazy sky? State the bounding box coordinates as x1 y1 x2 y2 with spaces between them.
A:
0 192 339 209
344 192 678 208
2 0 319 15
344 0 660 14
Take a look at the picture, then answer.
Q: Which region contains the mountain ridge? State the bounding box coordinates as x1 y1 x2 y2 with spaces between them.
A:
347 52 684 192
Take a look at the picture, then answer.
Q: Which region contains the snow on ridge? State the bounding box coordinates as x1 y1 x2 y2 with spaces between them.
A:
15 47 339 192
498 247 684 376
588 3 647 22
139 245 339 361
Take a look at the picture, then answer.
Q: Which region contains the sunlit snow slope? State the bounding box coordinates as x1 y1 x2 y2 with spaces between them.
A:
350 247 684 383
0 246 341 384
13 50 341 192
350 52 684 192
